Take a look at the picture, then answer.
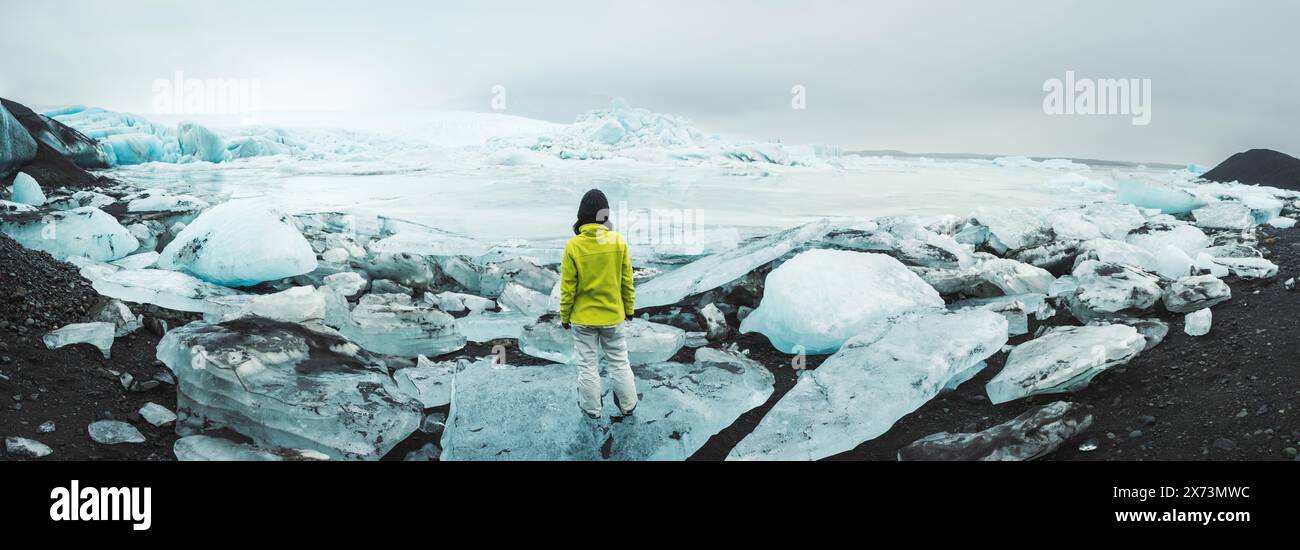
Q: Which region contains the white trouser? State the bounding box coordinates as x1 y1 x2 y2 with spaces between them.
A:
571 323 638 417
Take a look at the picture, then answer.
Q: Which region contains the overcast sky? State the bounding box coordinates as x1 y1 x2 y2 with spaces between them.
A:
2 0 1296 164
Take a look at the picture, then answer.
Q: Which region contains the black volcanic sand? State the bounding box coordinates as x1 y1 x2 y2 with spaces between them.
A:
4 226 1298 461
0 234 181 460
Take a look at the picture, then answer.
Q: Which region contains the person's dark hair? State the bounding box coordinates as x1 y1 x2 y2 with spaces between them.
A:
573 189 611 234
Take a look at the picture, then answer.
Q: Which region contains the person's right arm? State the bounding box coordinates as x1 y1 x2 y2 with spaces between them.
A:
559 242 577 327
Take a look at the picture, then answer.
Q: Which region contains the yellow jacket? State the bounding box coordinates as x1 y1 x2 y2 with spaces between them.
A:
560 223 634 326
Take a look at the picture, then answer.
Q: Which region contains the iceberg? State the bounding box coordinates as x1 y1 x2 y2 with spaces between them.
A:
8 172 45 206
1075 238 1159 273
986 325 1145 404
1 207 139 261
1192 202 1254 230
1063 260 1162 323
110 251 160 270
125 188 209 215
517 314 573 362
159 201 317 286
977 258 1056 295
203 285 326 324
1115 178 1205 214
156 319 423 460
1209 256 1278 279
329 293 466 357
1163 275 1231 313
948 293 1052 337
1125 221 1210 255
497 282 551 317
971 207 1053 251
480 257 559 297
637 219 832 308
43 322 116 358
442 347 774 460
431 291 494 314
729 309 1007 461
898 401 1093 461
323 271 367 298
740 249 943 354
92 268 243 314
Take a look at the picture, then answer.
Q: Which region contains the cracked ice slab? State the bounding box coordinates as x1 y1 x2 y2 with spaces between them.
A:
518 314 685 365
43 322 116 358
986 324 1145 404
636 219 832 308
441 347 773 461
729 309 1008 461
156 319 423 460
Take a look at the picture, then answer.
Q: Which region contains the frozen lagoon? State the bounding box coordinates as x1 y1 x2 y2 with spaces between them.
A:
104 155 1168 245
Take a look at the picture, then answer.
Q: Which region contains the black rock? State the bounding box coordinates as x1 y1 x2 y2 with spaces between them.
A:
1200 149 1300 191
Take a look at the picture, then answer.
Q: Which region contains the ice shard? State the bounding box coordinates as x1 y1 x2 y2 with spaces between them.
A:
898 401 1093 461
637 219 832 308
42 322 116 358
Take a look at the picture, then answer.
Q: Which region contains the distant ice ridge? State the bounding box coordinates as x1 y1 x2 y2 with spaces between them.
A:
493 98 834 166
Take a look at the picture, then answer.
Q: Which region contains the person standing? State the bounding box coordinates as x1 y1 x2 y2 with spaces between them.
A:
559 189 638 419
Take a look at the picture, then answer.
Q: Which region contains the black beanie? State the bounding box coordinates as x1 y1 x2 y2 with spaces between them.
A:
573 189 611 234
